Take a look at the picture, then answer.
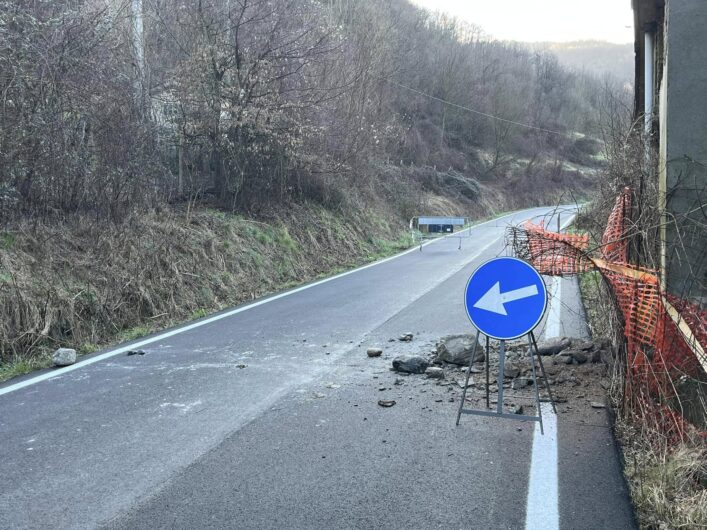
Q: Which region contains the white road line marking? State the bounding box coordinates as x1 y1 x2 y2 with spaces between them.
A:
545 276 563 338
525 402 559 530
539 213 575 339
0 210 534 397
524 212 575 530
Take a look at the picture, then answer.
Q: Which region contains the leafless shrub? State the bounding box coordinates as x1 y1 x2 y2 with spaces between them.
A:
1 0 612 226
578 80 707 529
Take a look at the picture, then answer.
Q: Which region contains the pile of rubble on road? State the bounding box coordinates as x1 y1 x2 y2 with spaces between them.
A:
367 332 616 412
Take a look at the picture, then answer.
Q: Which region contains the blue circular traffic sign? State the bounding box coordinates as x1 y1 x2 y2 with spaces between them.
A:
464 257 547 340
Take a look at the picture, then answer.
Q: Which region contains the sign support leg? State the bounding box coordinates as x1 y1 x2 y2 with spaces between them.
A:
526 333 544 435
456 329 481 426
457 334 547 430
497 340 506 414
485 335 490 409
529 331 557 413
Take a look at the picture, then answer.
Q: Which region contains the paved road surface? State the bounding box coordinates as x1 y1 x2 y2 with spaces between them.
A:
0 207 636 529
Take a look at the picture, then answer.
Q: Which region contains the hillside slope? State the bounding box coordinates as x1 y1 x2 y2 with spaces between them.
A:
529 40 634 86
0 0 612 372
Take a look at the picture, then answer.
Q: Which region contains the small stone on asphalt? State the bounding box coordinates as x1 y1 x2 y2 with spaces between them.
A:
367 348 383 357
392 356 429 374
425 367 445 379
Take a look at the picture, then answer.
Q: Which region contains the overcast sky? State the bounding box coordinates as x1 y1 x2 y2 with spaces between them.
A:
410 0 635 43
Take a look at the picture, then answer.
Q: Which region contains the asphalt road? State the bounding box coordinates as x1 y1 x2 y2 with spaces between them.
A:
0 206 636 529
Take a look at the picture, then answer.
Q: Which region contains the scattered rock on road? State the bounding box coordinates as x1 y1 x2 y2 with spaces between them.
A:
572 352 588 364
367 347 383 358
575 341 595 351
559 349 588 364
392 356 429 374
512 377 532 390
52 348 77 367
503 364 521 379
425 367 445 379
435 334 484 365
378 400 396 407
398 332 414 342
535 337 572 356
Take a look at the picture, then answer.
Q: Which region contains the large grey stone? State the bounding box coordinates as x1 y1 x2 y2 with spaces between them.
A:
392 356 429 374
535 337 571 356
52 348 77 367
435 334 484 366
503 364 521 379
559 349 588 364
572 352 588 364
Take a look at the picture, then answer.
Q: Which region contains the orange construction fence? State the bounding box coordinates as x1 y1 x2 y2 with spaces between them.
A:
510 188 706 440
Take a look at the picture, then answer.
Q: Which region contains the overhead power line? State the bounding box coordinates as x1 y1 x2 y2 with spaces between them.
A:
384 78 573 138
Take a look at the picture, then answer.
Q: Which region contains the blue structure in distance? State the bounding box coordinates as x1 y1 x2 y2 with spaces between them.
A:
464 257 547 340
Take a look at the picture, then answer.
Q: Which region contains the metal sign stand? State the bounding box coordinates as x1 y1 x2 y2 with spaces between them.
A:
455 330 556 434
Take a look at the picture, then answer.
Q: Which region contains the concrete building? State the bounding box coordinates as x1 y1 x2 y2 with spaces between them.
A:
633 0 707 305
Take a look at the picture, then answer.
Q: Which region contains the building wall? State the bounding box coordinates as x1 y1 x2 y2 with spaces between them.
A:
661 0 707 303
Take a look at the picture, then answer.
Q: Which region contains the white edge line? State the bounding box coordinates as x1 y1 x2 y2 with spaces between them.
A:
524 212 574 529
540 213 576 339
559 214 576 232
544 277 563 339
0 210 536 397
525 402 559 530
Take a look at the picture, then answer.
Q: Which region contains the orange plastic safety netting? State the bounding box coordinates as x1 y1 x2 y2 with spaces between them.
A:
509 189 707 441
601 187 631 263
522 219 592 275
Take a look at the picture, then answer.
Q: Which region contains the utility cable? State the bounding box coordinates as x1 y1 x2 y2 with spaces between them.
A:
383 78 575 138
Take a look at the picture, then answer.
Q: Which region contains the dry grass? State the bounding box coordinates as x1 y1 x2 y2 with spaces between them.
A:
0 201 413 375
618 420 707 529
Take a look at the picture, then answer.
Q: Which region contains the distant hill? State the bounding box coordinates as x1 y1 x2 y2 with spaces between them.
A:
528 41 634 87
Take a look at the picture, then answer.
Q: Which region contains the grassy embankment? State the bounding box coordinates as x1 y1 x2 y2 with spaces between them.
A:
0 203 413 381
0 201 514 382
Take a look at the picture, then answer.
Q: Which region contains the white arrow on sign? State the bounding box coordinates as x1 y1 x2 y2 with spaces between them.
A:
473 282 539 316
